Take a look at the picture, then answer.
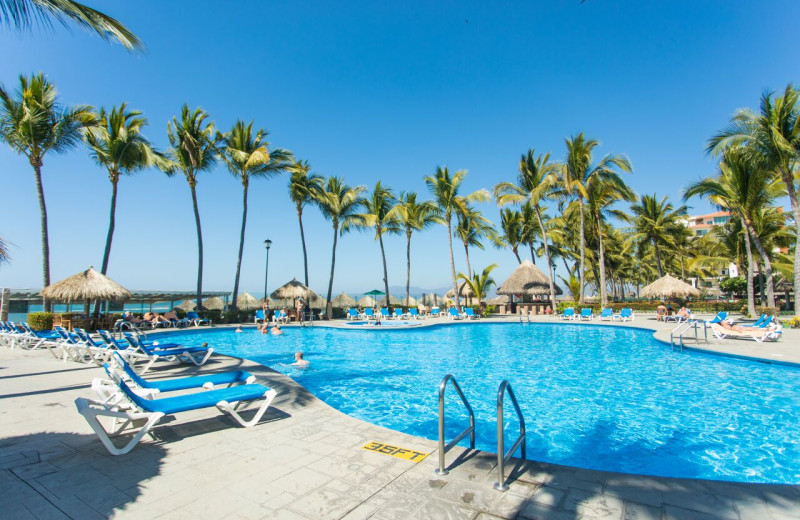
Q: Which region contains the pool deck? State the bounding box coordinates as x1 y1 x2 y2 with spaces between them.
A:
2 316 799 519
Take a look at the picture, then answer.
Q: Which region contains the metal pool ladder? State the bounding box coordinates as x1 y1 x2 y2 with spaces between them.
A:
435 374 475 475
670 320 707 351
494 380 526 491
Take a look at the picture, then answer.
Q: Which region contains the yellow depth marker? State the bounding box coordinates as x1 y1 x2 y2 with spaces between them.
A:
361 442 429 463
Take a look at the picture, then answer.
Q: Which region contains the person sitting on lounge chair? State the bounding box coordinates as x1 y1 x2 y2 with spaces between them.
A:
719 320 773 332
656 304 667 321
122 311 144 324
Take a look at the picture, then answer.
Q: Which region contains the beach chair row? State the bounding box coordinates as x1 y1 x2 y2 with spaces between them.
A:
559 307 634 321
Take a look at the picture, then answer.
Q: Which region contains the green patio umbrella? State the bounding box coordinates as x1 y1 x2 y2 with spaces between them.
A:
363 289 386 307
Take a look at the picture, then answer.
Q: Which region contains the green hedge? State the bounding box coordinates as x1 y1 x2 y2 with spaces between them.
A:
27 312 54 330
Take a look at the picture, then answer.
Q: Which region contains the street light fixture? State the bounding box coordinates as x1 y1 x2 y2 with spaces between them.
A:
264 239 272 302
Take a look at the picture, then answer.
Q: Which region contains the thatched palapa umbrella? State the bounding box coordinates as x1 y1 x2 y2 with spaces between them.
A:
236 291 260 310
202 296 225 310
176 300 196 312
332 292 356 309
271 278 316 301
41 266 131 315
445 281 475 301
640 274 700 299
496 260 562 301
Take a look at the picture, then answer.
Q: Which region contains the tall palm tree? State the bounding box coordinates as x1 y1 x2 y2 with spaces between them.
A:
0 73 93 309
684 149 783 309
628 194 687 278
424 166 489 307
560 134 632 304
163 105 218 309
315 177 366 317
388 192 440 306
495 149 560 312
288 159 324 287
493 208 524 264
457 264 498 305
707 85 800 315
0 0 143 50
0 236 9 265
218 120 293 311
85 104 163 275
358 182 397 307
585 175 635 306
454 202 496 278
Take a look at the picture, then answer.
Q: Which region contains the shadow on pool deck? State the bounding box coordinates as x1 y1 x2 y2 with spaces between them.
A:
0 431 166 519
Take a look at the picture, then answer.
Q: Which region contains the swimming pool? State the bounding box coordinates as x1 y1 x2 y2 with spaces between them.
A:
161 323 800 483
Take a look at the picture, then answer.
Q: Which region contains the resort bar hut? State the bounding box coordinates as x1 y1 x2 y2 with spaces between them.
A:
236 291 260 310
640 274 700 303
271 278 317 319
332 292 356 309
496 260 562 316
41 266 131 330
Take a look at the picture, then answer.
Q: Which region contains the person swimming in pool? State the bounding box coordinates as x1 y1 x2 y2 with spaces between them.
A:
235 325 243 333
291 351 309 367
271 324 283 335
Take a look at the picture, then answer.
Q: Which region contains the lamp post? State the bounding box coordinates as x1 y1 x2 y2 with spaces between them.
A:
264 239 272 302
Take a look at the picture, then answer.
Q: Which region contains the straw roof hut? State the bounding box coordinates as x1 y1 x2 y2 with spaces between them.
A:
176 300 196 311
445 281 474 299
332 292 356 308
236 291 260 310
202 296 225 310
270 278 316 301
486 294 510 305
41 267 131 303
357 295 378 307
640 274 700 299
388 295 405 306
496 260 562 299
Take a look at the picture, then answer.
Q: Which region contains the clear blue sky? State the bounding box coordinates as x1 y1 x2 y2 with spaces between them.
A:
1 1 798 298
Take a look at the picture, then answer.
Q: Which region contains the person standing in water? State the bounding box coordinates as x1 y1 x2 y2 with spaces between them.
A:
292 351 309 366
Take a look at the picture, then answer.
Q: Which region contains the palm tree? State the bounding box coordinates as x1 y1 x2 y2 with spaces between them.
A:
494 208 524 264
358 182 397 307
163 105 218 309
457 264 498 305
707 85 800 315
388 192 440 306
288 159 324 287
0 73 93 309
0 0 143 50
0 236 9 265
560 133 632 304
315 177 366 317
684 149 783 310
628 194 687 278
424 166 489 307
495 149 560 312
218 120 292 311
454 202 496 278
585 175 635 306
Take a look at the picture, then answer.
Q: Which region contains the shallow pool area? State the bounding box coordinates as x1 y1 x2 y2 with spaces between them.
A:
161 322 800 483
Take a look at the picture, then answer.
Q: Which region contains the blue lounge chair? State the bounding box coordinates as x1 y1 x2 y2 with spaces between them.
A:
254 309 266 324
393 308 405 319
600 308 613 321
77 364 277 455
186 311 210 326
580 308 593 320
408 308 421 319
430 307 441 318
273 310 289 324
464 307 479 320
54 326 95 363
364 308 375 319
449 307 464 320
97 329 133 350
123 333 214 374
347 308 360 320
613 308 634 322
560 308 575 320
109 352 254 395
758 315 774 328
704 311 727 326
380 307 391 319
17 323 64 358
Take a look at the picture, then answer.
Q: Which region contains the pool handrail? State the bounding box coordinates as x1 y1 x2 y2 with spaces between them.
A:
494 380 526 492
435 374 475 476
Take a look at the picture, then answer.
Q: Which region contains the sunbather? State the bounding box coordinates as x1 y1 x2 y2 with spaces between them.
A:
122 311 144 324
719 320 775 332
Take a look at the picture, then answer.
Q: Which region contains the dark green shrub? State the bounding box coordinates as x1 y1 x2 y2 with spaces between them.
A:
756 306 780 317
719 277 746 296
175 309 187 319
201 309 221 323
27 312 54 330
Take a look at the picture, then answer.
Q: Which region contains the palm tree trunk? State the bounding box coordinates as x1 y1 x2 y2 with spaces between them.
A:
596 215 607 306
535 207 557 313
94 177 118 318
231 183 249 312
32 164 51 310
405 231 412 307
743 218 776 308
297 204 309 287
379 232 390 307
326 222 339 317
652 238 664 277
528 242 536 264
779 166 800 316
446 214 460 308
743 230 756 317
513 248 522 264
464 242 472 279
757 262 765 306
190 182 204 309
578 199 586 305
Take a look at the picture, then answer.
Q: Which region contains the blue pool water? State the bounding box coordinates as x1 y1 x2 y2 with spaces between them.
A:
161 323 800 483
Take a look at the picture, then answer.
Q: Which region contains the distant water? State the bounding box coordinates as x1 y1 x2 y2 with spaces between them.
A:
6 302 174 323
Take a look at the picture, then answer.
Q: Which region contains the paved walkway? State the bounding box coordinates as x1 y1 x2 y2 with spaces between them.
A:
1 317 799 519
